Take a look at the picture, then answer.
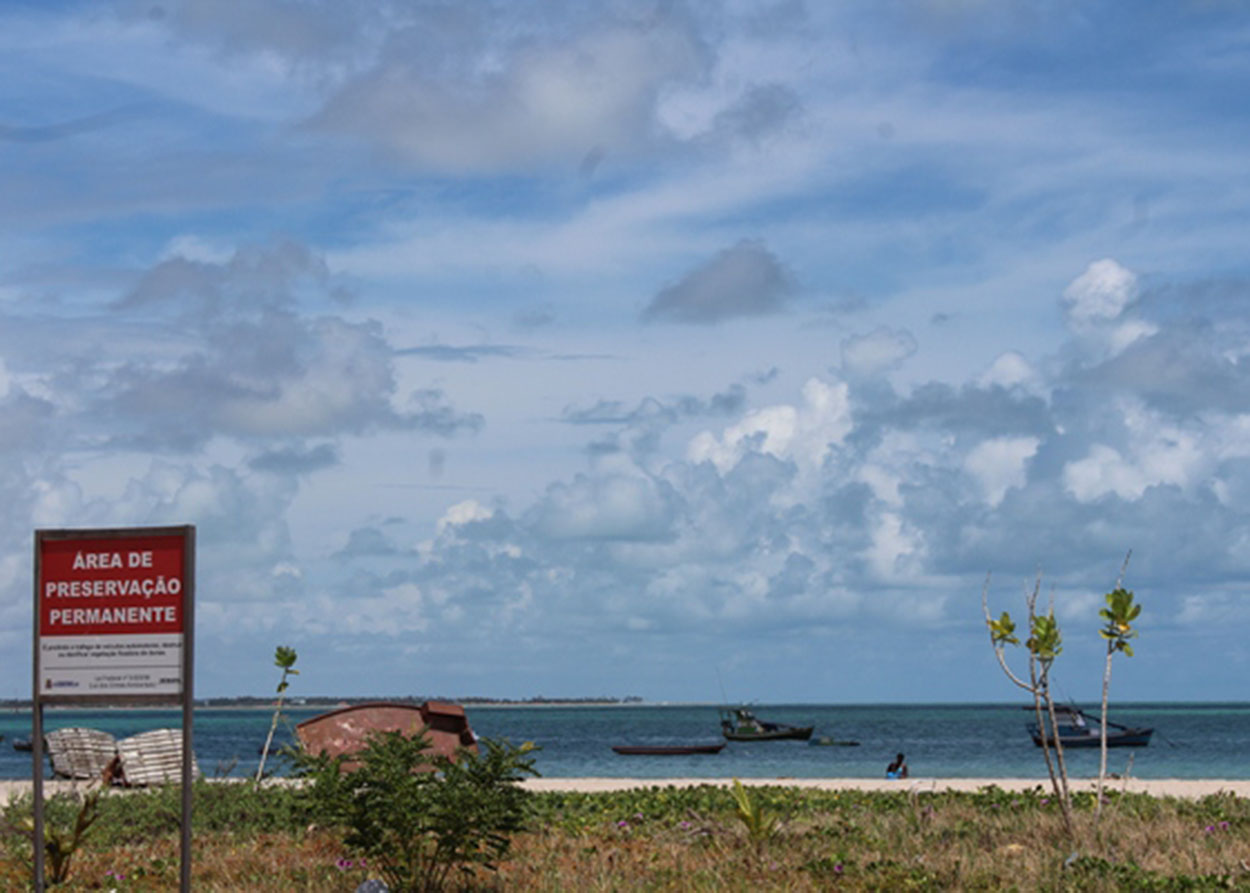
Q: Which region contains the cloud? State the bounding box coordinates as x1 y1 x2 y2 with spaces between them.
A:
1061 403 1209 503
977 351 1040 392
642 239 796 324
708 82 802 144
1062 259 1150 346
1069 318 1250 416
841 327 918 378
562 385 746 426
312 17 708 172
248 443 340 475
124 0 374 64
395 344 529 363
688 378 852 474
95 243 485 448
530 463 679 542
337 525 397 557
964 436 1039 506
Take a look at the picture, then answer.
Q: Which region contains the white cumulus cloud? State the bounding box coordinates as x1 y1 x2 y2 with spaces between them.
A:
687 378 852 474
964 436 1039 506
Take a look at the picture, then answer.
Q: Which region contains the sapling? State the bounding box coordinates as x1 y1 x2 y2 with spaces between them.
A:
730 778 778 855
256 645 298 783
983 573 1074 836
1096 555 1139 820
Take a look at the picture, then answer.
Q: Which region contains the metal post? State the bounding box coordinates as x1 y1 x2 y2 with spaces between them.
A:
31 704 44 893
180 526 195 892
32 534 44 893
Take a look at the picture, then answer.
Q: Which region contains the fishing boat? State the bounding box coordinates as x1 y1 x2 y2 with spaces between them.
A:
12 738 32 752
612 743 725 755
1028 705 1153 748
720 708 813 742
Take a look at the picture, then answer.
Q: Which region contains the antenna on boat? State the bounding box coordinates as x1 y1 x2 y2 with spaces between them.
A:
715 666 729 708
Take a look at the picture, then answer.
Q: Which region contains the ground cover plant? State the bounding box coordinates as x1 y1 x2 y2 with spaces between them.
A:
3 782 1249 890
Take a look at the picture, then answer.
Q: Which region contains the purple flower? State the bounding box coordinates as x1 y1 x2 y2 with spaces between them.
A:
1205 825 1216 834
335 858 355 870
104 870 126 880
1040 798 1050 806
1219 821 1230 830
679 821 691 829
635 812 644 820
617 820 629 829
834 864 844 875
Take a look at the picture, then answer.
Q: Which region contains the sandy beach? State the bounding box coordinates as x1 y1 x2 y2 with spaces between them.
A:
515 777 1250 798
3 776 1248 807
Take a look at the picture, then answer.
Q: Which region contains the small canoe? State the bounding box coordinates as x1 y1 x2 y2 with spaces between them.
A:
612 744 725 755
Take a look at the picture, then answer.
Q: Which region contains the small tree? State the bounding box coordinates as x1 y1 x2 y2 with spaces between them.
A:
295 731 538 892
256 645 298 782
983 573 1075 836
1096 557 1140 819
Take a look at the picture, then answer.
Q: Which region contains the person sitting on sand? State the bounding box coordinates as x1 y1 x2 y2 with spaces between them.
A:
886 753 908 779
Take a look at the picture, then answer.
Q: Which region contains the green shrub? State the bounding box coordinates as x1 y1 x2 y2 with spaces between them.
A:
295 731 538 892
1 787 104 886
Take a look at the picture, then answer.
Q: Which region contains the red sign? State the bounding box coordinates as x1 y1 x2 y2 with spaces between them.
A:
36 526 193 702
40 533 187 637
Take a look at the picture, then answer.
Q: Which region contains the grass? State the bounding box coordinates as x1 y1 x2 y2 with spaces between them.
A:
2 782 1249 890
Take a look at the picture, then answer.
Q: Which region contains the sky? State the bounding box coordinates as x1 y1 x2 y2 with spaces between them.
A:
2 0 1249 704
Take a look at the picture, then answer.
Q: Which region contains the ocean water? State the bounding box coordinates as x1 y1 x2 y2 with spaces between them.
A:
0 703 1247 781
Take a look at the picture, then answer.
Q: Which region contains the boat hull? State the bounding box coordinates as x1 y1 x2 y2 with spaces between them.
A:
1030 729 1154 748
723 726 814 742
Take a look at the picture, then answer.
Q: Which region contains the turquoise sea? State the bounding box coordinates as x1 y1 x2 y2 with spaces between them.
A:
1 703 1247 781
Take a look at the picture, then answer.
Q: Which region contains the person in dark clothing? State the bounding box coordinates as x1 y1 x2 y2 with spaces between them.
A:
886 752 908 779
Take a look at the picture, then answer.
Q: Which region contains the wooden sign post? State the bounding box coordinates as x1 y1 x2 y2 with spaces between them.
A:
33 526 195 892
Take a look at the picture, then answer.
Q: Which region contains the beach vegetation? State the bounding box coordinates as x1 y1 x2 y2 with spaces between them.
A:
255 644 298 783
2 782 1249 889
1097 556 1140 819
729 778 779 855
983 571 1076 836
1 785 105 886
292 730 538 892
982 556 1145 839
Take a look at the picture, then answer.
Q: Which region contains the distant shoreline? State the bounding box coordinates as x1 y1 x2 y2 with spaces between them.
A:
0 700 657 713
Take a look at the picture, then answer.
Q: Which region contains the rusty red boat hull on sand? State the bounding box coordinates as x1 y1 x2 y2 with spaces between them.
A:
295 701 477 770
